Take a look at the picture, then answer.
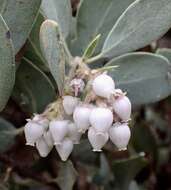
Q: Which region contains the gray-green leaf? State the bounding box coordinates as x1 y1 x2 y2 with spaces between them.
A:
0 15 15 111
102 0 171 58
13 58 56 113
41 0 72 39
0 0 41 54
40 20 66 96
72 0 135 55
24 13 48 71
106 52 171 106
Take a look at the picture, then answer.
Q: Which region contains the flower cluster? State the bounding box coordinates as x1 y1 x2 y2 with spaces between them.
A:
24 71 131 161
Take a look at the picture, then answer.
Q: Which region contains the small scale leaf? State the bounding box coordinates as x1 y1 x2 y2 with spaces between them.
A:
56 161 77 190
112 153 147 190
106 52 171 106
0 15 15 111
102 0 171 58
82 34 101 60
40 20 66 96
13 58 56 113
0 0 41 53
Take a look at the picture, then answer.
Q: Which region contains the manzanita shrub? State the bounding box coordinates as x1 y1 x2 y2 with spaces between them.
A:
1 0 171 189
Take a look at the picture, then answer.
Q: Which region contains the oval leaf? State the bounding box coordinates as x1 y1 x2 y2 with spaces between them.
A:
106 52 171 106
72 0 135 55
41 0 72 39
0 15 15 111
40 20 66 96
72 0 135 56
102 0 171 58
13 58 56 113
24 13 48 71
0 0 41 53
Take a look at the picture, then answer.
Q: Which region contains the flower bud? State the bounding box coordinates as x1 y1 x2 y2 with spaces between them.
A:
113 96 131 122
36 137 52 157
24 121 45 146
89 107 113 133
88 127 109 152
68 123 82 144
43 130 54 148
73 105 91 133
56 138 73 161
49 120 69 145
109 123 131 150
62 96 79 115
92 74 115 98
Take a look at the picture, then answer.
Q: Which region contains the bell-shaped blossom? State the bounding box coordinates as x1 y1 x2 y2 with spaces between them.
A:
89 107 113 133
88 127 109 152
24 121 45 146
68 122 82 144
56 138 73 161
49 120 69 145
113 96 131 122
92 74 115 98
43 130 54 148
62 96 79 115
32 114 49 130
36 137 52 157
73 105 91 133
109 123 131 150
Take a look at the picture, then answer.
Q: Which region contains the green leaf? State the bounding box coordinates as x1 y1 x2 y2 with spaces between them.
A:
24 13 48 71
0 0 41 54
72 0 135 55
106 52 171 106
156 48 171 63
41 0 72 39
82 34 101 60
12 58 56 113
112 154 147 190
55 161 77 190
102 0 171 58
0 15 15 111
0 118 17 153
40 20 66 96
